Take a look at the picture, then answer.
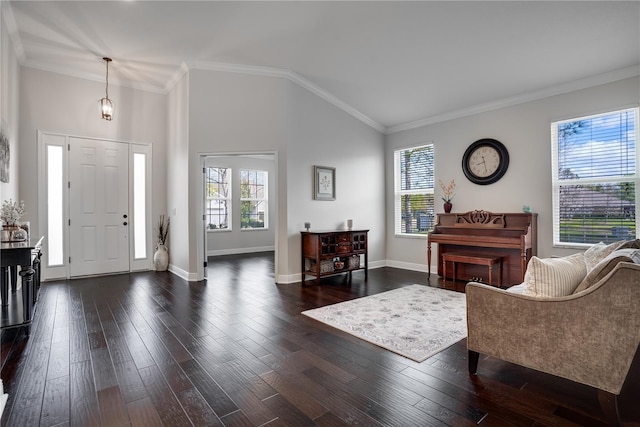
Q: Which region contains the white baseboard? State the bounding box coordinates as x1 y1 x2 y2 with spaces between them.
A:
207 246 275 257
385 259 431 273
276 260 388 284
166 258 432 284
167 264 200 281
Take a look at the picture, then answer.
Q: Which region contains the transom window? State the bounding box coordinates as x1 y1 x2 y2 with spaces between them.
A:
551 107 639 246
394 144 435 235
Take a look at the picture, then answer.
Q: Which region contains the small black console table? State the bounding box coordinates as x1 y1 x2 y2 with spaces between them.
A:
1 236 43 332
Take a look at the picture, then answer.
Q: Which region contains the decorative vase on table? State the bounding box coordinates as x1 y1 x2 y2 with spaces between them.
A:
1 224 26 242
1 225 16 242
1 199 27 241
11 226 27 241
443 202 453 213
154 244 169 271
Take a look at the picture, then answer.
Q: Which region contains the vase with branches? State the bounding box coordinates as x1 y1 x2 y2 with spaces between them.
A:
438 179 456 213
1 199 25 226
156 214 170 247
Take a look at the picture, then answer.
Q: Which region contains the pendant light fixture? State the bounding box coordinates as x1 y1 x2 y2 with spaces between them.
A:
99 57 114 121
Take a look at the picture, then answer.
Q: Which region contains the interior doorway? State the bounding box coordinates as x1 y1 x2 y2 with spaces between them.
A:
199 152 277 281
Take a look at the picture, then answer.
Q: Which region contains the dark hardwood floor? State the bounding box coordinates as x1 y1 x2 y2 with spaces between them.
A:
1 251 639 426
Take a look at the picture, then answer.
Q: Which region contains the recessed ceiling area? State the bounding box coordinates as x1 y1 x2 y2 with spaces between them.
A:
3 1 639 132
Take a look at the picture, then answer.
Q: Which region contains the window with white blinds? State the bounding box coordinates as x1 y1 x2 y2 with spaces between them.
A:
240 169 268 229
394 144 435 235
551 107 639 246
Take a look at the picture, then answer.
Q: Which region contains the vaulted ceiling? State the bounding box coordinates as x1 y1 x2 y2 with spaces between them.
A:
3 1 639 133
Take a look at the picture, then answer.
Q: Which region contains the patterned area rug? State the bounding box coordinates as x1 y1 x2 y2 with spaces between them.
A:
302 284 467 362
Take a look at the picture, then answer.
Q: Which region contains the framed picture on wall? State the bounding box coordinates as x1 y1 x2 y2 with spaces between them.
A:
314 165 335 200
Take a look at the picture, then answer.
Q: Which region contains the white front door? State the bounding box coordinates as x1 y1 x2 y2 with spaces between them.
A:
69 138 130 277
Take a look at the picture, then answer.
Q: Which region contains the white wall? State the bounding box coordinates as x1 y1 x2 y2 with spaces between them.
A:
179 68 385 283
186 69 288 279
286 80 386 281
166 71 190 277
205 155 276 255
386 76 640 271
0 10 20 202
18 67 167 242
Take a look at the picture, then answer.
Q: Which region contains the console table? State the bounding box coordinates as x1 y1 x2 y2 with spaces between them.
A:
301 230 368 285
1 237 42 332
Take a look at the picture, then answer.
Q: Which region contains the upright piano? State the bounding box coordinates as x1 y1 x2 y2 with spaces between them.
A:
428 210 537 286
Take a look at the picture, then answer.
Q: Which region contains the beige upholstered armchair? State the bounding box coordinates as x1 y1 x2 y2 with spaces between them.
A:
466 261 640 426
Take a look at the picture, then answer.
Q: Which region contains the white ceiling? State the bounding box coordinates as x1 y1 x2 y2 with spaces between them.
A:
3 1 640 133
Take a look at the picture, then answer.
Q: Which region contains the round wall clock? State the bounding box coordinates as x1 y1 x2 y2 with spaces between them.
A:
462 138 509 185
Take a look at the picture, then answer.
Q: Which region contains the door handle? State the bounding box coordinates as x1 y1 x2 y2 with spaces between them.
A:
123 214 128 218
123 222 128 226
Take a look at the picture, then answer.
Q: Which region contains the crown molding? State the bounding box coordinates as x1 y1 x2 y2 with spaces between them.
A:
185 60 386 133
286 70 386 133
163 62 190 93
21 59 166 94
2 2 25 63
187 60 289 79
386 65 640 135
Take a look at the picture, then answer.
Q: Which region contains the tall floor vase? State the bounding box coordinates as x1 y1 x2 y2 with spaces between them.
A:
154 244 169 271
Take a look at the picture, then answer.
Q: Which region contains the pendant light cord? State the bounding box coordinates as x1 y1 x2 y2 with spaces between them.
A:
103 57 111 99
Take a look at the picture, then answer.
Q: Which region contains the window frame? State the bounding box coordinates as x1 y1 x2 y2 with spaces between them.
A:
239 169 268 230
551 107 639 248
205 166 232 232
393 143 436 237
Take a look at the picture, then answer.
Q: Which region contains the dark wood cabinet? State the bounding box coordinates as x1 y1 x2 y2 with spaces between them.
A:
301 230 368 284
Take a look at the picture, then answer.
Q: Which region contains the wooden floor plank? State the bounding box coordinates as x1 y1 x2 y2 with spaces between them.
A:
176 386 225 426
180 358 239 417
68 288 91 365
97 385 130 426
126 396 164 427
11 338 51 411
69 360 101 427
137 330 193 392
138 364 192 426
1 252 639 426
90 346 118 392
113 360 149 403
5 400 42 427
40 375 70 427
118 324 156 370
259 370 329 420
261 393 316 426
46 340 69 380
304 366 449 427
197 358 279 425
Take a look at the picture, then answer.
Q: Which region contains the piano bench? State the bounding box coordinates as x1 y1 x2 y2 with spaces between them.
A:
442 253 502 287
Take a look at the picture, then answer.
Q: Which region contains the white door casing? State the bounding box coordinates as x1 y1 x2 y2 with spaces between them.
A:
68 138 129 277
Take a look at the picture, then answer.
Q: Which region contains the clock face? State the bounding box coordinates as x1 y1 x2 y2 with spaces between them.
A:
467 146 500 178
462 139 509 185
